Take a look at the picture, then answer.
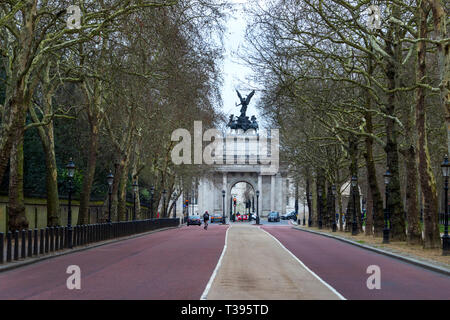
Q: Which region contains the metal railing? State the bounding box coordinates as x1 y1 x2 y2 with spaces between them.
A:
0 218 179 265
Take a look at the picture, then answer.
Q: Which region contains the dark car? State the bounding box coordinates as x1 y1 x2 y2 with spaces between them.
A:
210 213 223 223
187 215 201 226
281 211 297 220
268 211 280 222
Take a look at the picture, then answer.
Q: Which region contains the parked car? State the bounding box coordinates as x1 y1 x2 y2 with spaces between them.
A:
281 211 297 220
210 213 223 223
268 211 280 222
187 215 201 226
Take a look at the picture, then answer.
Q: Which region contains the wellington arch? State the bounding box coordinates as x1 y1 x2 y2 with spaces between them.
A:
197 99 293 219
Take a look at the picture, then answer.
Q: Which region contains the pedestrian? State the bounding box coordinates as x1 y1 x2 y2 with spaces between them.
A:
203 211 210 230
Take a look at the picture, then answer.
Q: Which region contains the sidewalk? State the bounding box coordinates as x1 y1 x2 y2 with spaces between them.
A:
204 224 342 300
291 221 450 273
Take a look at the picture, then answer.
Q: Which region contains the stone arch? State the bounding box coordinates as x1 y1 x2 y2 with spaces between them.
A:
226 175 257 219
227 177 257 196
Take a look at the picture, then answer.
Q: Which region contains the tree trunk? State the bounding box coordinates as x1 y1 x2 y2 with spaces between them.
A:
426 0 449 154
347 136 361 233
118 156 131 221
338 191 343 231
306 176 312 225
0 1 37 184
384 26 406 241
326 185 333 229
364 113 384 237
365 184 373 236
30 96 61 227
8 120 28 231
316 172 325 227
41 126 60 226
78 124 100 225
404 145 422 245
416 2 441 248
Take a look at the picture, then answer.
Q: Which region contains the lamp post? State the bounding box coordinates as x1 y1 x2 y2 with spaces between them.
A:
162 189 167 217
252 196 255 214
132 180 138 221
66 159 75 249
222 190 226 224
308 192 312 227
303 198 306 226
172 192 177 219
332 185 337 232
441 156 449 255
351 176 358 235
383 170 392 243
318 189 323 229
295 183 299 224
256 190 260 225
150 186 154 219
106 171 114 240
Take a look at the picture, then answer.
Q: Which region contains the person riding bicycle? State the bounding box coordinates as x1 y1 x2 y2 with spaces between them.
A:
203 211 210 230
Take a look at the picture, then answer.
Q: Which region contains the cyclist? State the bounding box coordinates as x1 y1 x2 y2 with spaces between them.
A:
203 211 210 230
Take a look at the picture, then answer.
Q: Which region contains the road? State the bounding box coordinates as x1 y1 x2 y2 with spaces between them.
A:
262 226 450 300
0 221 448 300
0 225 227 300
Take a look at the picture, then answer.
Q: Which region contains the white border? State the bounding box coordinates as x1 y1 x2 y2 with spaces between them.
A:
259 227 346 300
200 225 231 300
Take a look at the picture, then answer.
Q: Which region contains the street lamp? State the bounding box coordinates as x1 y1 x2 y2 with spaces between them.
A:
332 185 337 232
66 158 75 249
383 169 392 243
256 190 260 225
222 190 226 224
106 171 114 239
150 186 154 219
162 189 167 217
295 186 299 224
308 192 312 227
172 192 177 219
303 198 306 226
351 176 358 235
222 190 227 223
441 155 449 255
132 180 138 221
318 189 323 229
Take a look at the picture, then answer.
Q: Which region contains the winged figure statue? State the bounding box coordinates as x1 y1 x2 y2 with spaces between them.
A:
236 90 255 118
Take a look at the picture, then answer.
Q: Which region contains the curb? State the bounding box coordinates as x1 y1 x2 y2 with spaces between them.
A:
0 225 181 273
292 226 450 277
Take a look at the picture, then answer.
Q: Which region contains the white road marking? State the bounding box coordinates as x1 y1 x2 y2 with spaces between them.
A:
259 227 346 300
200 225 231 300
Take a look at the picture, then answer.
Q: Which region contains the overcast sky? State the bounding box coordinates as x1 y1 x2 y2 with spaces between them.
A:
220 0 261 124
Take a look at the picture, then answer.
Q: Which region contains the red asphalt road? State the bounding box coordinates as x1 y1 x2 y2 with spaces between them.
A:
0 225 227 300
262 226 450 300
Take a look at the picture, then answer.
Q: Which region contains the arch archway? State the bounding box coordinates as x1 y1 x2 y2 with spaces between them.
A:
228 180 256 221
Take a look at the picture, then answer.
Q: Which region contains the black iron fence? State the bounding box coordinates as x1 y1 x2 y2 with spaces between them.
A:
0 218 179 265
